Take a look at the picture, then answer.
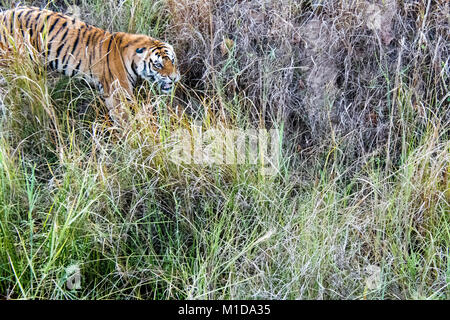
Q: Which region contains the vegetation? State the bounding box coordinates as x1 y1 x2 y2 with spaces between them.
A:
0 0 448 299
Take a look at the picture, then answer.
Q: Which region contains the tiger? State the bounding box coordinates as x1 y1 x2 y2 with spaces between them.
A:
0 6 180 124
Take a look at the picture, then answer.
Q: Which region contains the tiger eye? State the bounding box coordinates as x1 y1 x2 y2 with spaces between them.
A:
153 61 163 69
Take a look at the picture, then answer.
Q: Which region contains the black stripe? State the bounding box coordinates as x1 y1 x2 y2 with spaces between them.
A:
35 11 42 23
143 61 147 75
76 27 88 61
39 12 51 33
10 11 15 32
29 26 34 42
62 28 82 73
116 37 122 49
56 42 66 56
127 66 137 86
62 62 68 75
92 30 105 61
59 27 69 43
122 38 142 49
17 10 25 22
24 10 34 27
71 60 81 77
19 11 26 39
50 24 69 70
91 32 99 61
79 26 88 44
47 17 60 35
85 29 93 47
55 41 67 68
85 31 93 65
70 28 81 59
61 49 71 72
107 34 115 53
106 34 115 77
47 42 53 57
131 61 139 77
88 45 93 68
55 31 69 70
49 21 68 43
26 11 36 29
38 15 48 33
27 14 36 29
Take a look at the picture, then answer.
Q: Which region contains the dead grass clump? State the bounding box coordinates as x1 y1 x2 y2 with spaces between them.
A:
165 0 448 168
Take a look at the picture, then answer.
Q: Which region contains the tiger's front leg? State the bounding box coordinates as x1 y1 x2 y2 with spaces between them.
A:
103 79 135 128
105 95 130 127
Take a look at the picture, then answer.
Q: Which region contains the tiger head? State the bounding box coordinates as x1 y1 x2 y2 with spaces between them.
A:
126 37 180 94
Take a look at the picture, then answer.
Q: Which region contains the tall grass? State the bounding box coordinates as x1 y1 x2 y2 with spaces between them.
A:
0 0 448 299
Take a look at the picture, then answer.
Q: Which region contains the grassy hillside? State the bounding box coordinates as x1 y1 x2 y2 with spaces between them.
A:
0 0 448 299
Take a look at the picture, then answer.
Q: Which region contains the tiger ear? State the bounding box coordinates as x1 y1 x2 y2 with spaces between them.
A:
136 48 145 54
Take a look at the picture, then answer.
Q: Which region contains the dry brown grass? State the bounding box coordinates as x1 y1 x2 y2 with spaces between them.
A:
163 0 448 164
